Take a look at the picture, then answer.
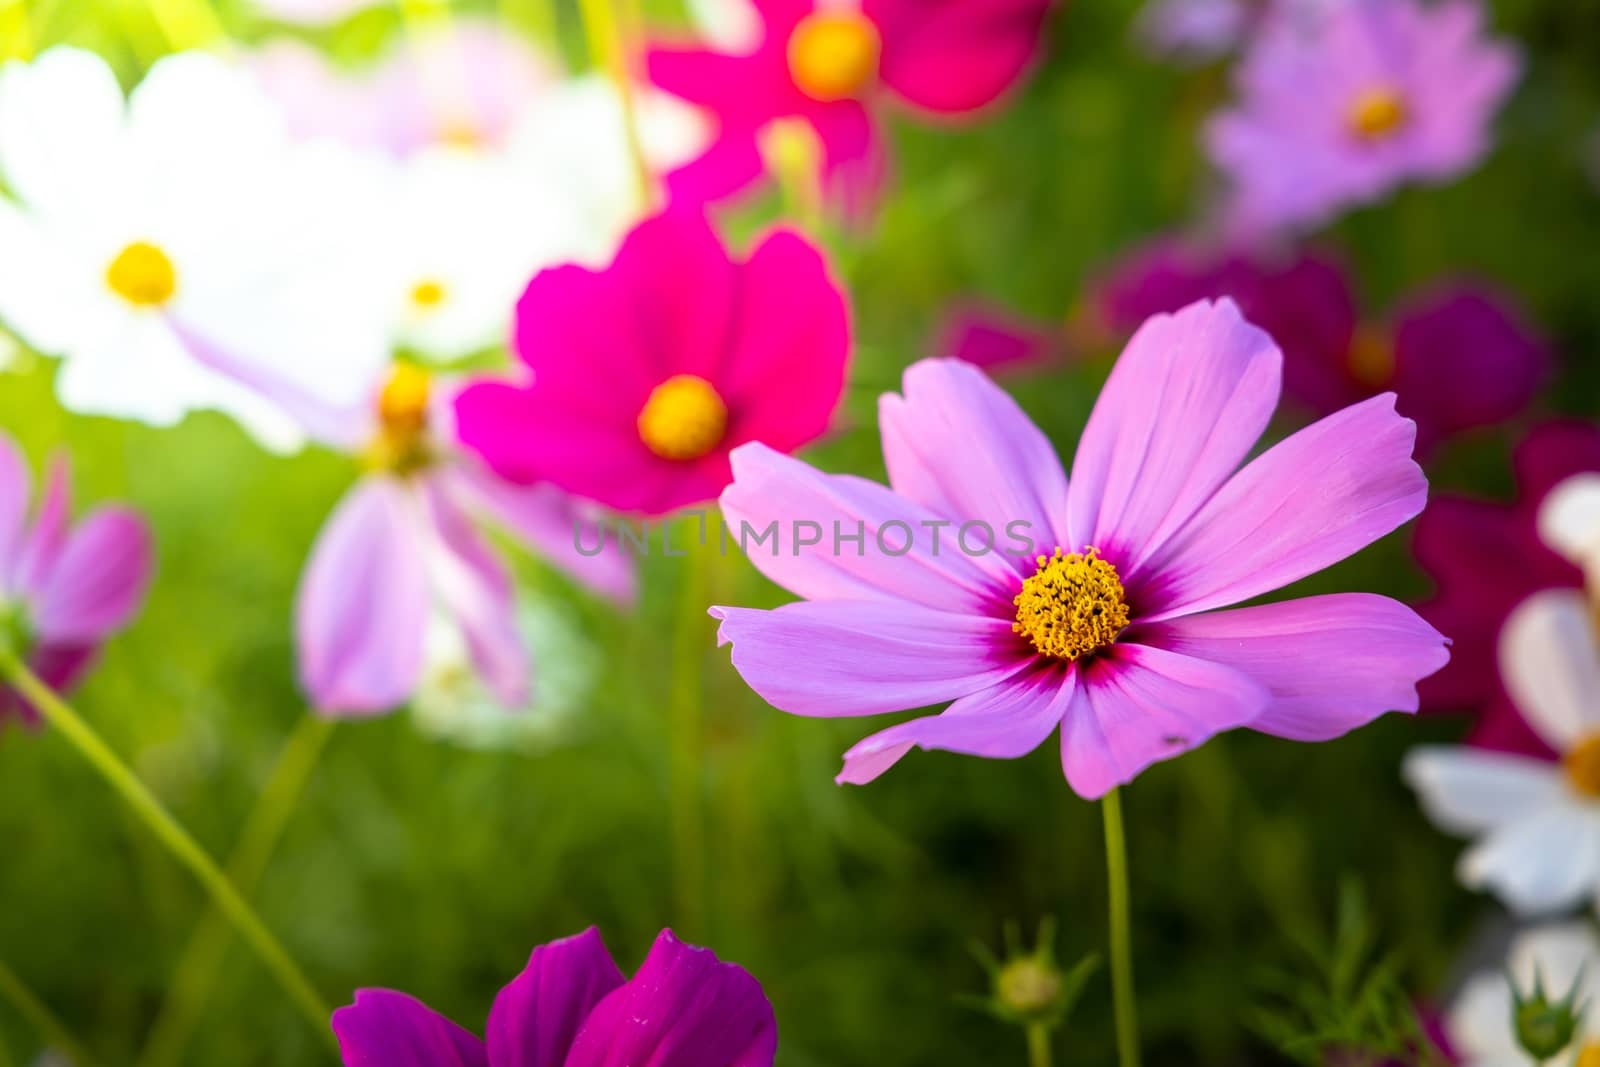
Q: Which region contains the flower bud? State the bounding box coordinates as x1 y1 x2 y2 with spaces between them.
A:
1511 965 1585 1060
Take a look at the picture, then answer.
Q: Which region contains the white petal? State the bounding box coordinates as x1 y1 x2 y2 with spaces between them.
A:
1403 745 1566 834
1499 588 1600 751
685 0 763 53
1540 473 1600 577
0 48 129 227
1460 803 1600 916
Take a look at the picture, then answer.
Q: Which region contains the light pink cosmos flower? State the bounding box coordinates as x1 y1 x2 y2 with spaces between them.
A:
710 299 1449 798
181 335 633 717
0 432 152 730
1206 0 1520 238
454 210 849 517
648 0 1054 217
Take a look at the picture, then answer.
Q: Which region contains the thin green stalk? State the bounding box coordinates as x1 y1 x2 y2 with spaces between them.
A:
0 650 336 1052
0 958 96 1067
1025 1023 1052 1067
577 0 653 209
667 522 711 938
1102 787 1140 1067
136 716 337 1067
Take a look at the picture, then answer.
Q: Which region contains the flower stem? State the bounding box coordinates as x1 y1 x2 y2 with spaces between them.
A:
0 958 97 1067
1102 786 1141 1067
0 650 335 1051
667 520 711 937
576 0 653 210
1026 1023 1052 1067
136 716 337 1067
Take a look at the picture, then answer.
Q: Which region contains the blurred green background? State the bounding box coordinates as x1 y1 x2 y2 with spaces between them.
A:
2 0 1599 1063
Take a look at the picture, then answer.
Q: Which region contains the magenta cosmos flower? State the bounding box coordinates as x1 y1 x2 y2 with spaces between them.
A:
0 431 152 729
1092 240 1547 455
1413 421 1600 759
710 299 1448 798
454 211 848 517
332 927 776 1066
647 0 1053 215
1206 0 1519 236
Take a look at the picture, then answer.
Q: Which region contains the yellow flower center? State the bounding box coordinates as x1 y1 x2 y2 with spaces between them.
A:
105 240 177 307
410 279 448 312
637 374 728 462
1012 548 1131 662
1348 87 1409 141
1347 324 1395 389
787 10 881 103
1576 1042 1600 1067
369 363 433 474
1567 734 1600 798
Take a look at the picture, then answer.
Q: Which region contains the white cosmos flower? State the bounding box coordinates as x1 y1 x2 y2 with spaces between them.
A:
1541 473 1600 590
1446 922 1599 1067
685 0 763 53
0 47 391 450
1405 588 1600 915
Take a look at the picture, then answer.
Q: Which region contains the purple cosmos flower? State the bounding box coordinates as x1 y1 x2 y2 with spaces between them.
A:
454 211 849 518
709 299 1448 798
331 927 776 1066
0 432 153 729
1205 0 1519 237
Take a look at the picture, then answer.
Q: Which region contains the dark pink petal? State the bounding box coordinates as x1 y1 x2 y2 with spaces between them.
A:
934 304 1060 373
879 358 1069 572
1137 593 1449 741
808 100 888 222
10 453 70 599
0 643 97 729
564 930 776 1067
646 46 788 127
717 229 849 455
486 927 625 1067
662 131 767 208
710 600 1027 717
33 508 153 644
837 663 1073 784
1067 298 1282 574
296 478 430 716
421 474 528 709
719 443 1021 613
332 989 487 1067
1060 643 1269 799
0 432 30 576
867 0 1053 114
1139 393 1426 621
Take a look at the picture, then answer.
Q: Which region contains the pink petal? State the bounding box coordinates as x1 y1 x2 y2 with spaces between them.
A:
934 304 1059 373
296 477 431 716
564 930 776 1067
0 432 30 576
662 130 768 208
867 0 1053 114
719 442 1022 613
486 928 626 1067
837 664 1073 784
807 100 888 222
1067 299 1282 575
1060 643 1270 799
33 508 153 643
879 358 1069 574
1138 593 1450 742
710 600 1028 717
10 452 70 599
332 989 488 1067
421 475 528 709
1137 392 1427 621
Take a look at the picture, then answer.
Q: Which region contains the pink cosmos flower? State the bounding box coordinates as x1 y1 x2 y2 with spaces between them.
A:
454 210 849 517
1413 421 1600 758
1091 240 1548 455
0 432 152 729
1205 0 1520 237
179 332 633 717
709 299 1448 798
647 0 1054 217
332 927 776 1066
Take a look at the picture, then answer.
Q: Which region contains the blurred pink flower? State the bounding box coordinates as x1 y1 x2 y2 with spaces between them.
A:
648 0 1054 217
1092 240 1548 454
711 299 1446 798
0 433 153 730
1205 0 1519 237
1413 421 1600 758
455 211 850 517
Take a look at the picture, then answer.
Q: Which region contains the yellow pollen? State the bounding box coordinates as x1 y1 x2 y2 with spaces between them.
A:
1348 87 1409 141
1567 734 1600 798
105 240 177 307
410 279 448 311
787 10 881 103
1577 1043 1600 1067
1012 548 1131 662
437 119 483 149
637 374 728 462
369 363 433 473
1347 323 1395 389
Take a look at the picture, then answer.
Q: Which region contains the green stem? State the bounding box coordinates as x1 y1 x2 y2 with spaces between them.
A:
1102 787 1140 1067
0 650 336 1052
136 717 336 1067
667 521 711 938
577 0 653 210
1025 1023 1052 1067
0 958 97 1067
